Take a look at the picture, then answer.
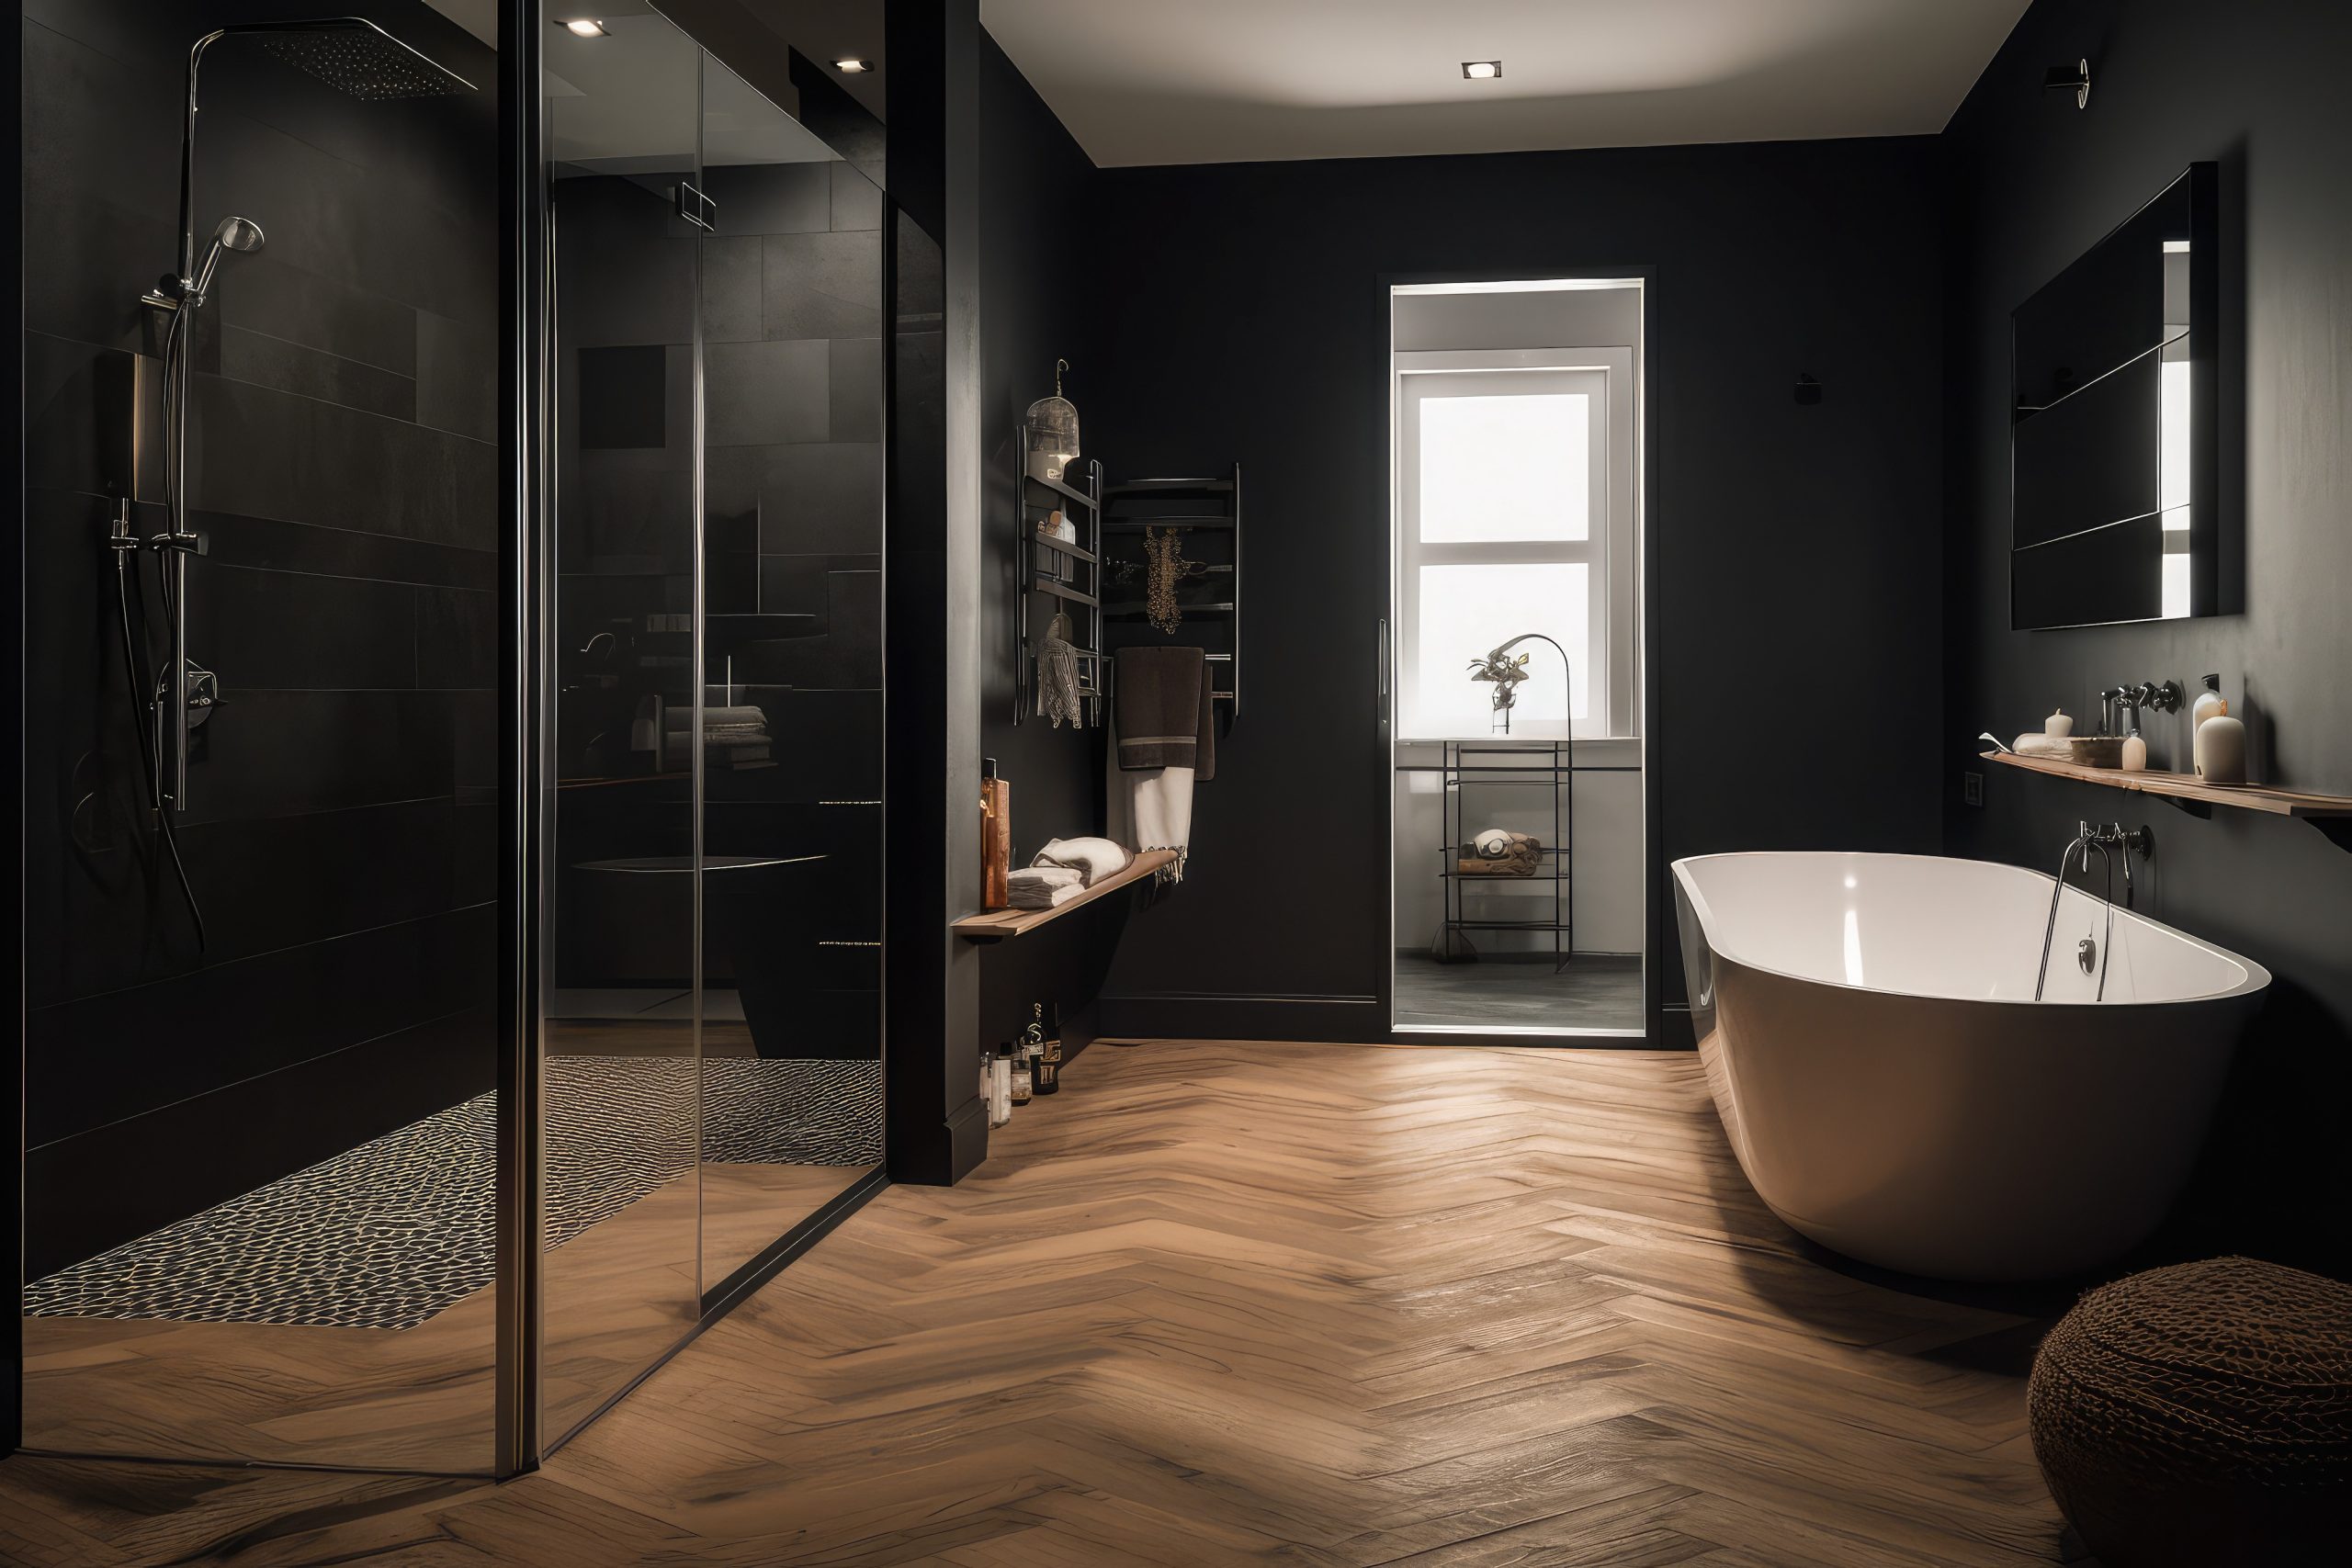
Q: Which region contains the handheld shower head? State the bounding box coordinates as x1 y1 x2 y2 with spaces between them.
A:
187 214 266 304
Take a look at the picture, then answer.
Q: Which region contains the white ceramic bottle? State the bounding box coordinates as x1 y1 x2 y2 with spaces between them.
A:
2191 673 2228 736
2194 681 2248 784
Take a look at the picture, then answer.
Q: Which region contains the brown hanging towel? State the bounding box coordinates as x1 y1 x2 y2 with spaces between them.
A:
1114 646 1213 775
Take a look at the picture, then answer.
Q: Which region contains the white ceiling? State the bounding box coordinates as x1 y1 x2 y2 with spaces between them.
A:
981 0 2031 167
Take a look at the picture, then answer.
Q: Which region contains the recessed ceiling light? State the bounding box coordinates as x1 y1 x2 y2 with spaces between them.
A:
834 57 872 73
560 18 608 38
1462 60 1502 81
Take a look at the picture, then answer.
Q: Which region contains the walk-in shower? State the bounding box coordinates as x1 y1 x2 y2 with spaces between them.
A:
15 0 888 1479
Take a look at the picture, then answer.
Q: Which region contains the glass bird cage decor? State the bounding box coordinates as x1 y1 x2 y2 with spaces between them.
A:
1025 357 1080 482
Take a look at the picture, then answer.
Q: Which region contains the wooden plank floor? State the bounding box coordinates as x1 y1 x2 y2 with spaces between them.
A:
0 1042 2090 1566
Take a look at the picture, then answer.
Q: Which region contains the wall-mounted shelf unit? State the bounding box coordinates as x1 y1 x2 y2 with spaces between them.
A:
1012 425 1104 728
952 851 1177 941
1982 750 2352 820
1101 466 1242 721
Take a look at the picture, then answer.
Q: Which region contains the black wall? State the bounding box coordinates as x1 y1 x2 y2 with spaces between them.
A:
1083 138 1948 1041
19 0 499 1277
973 30 1114 1055
1941 0 2352 1270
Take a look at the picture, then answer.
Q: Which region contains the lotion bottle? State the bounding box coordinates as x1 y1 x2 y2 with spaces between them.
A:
2121 732 2149 773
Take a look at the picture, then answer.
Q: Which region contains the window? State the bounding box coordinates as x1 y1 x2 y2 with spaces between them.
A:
1395 351 1635 739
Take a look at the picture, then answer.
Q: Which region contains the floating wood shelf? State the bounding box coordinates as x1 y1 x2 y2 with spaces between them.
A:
1982 750 2352 818
952 851 1175 942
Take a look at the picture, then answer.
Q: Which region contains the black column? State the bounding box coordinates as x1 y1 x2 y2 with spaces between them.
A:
885 0 988 1185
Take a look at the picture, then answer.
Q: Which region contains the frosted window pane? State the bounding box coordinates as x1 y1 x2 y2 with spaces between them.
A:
1412 563 1589 737
1419 393 1589 542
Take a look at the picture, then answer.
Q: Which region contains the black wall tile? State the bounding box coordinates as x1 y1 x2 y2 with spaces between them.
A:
187 560 420 691
198 509 496 592
749 442 885 554
176 688 457 824
415 309 497 443
28 903 494 1148
577 344 670 449
700 234 763 344
704 162 830 236
219 325 418 421
216 254 419 379
828 336 883 442
706 338 830 446
25 1003 496 1280
417 587 496 691
830 162 883 232
761 231 883 339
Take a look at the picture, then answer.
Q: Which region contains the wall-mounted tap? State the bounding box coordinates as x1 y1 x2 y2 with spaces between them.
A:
2113 679 2183 736
2098 687 2128 735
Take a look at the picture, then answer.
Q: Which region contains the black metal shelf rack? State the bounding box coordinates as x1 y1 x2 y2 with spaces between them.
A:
1437 739 1574 970
1012 423 1104 728
1100 466 1242 722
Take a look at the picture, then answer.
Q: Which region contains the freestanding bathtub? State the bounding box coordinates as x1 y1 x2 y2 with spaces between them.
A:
1671 852 2269 1281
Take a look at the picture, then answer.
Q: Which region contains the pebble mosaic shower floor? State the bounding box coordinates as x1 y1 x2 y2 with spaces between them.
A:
22 1056 883 1332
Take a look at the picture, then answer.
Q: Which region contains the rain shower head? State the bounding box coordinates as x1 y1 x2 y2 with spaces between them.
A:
257 19 476 100
167 17 476 284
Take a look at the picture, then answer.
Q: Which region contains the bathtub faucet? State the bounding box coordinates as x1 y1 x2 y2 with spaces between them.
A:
2034 821 2151 1001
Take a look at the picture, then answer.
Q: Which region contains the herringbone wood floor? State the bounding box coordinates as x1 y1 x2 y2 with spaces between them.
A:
0 1042 2089 1566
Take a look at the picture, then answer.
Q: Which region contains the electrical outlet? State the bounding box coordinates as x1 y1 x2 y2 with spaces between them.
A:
1962 771 1984 807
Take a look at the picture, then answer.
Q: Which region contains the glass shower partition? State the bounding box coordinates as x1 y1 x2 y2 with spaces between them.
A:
541 14 887 1438
694 58 887 1294
542 8 706 1443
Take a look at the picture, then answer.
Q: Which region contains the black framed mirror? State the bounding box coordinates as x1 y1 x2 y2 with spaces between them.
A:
2010 164 2225 629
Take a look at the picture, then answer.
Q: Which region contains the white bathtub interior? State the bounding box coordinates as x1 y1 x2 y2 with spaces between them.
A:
1677 852 2256 1005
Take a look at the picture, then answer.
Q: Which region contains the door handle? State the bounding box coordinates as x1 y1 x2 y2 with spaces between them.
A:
1377 617 1389 699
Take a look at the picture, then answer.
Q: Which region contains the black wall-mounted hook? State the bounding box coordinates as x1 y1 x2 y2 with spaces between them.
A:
2043 58 2090 109
1793 373 1823 406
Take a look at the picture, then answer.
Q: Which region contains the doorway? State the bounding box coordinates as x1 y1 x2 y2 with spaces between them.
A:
1385 280 1647 1040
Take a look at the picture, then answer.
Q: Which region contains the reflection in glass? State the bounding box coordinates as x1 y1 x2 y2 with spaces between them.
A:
695 55 886 1291
543 7 705 1444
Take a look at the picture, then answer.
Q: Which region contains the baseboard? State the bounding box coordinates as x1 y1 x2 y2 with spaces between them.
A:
1097 991 1384 1043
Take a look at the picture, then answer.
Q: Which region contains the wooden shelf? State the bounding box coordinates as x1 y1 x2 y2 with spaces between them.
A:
1982 750 2352 818
952 851 1175 942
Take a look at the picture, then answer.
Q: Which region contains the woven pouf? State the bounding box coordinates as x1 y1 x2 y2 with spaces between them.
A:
2029 1256 2352 1565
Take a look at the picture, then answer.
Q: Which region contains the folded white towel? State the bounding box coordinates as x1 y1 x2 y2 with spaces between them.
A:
1033 836 1132 887
1009 865 1083 890
1010 877 1086 910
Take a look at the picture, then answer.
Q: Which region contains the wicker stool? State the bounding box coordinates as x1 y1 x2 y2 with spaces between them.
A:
2029 1256 2352 1565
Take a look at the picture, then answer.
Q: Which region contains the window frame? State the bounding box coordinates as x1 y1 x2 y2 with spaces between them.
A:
1393 346 1637 739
